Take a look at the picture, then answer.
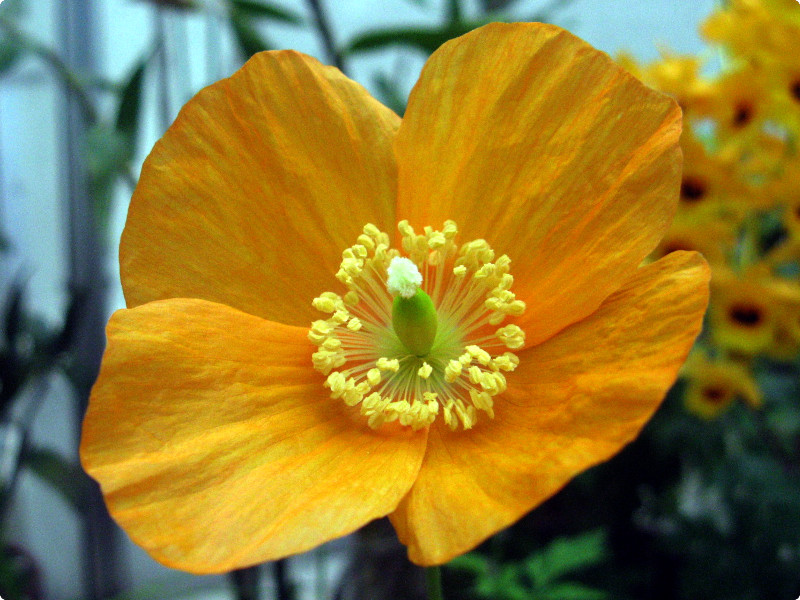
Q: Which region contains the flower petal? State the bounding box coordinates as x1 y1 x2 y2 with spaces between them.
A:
81 299 426 573
390 251 709 565
395 22 683 346
121 51 400 326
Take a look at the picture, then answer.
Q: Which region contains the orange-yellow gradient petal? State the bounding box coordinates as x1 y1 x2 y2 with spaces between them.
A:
121 51 400 326
390 251 709 565
81 299 426 574
395 22 683 347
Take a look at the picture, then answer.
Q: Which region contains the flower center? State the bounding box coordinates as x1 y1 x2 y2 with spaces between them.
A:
727 303 763 327
701 385 729 405
386 257 438 356
308 220 526 431
790 79 800 103
680 176 707 203
731 101 753 128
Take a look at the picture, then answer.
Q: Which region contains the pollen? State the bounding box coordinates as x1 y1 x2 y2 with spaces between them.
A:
308 221 527 431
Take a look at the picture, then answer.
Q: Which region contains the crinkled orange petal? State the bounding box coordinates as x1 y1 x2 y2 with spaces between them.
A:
80 298 426 574
395 22 683 347
390 251 709 565
121 51 400 326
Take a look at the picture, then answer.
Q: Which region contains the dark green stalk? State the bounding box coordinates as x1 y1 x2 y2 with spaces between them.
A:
305 0 346 74
230 566 261 600
153 7 173 131
425 565 444 600
0 15 98 124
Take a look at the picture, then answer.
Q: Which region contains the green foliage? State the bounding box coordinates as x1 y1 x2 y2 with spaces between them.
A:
345 18 494 56
229 0 303 23
446 0 463 23
372 72 408 116
451 530 609 600
345 0 575 57
85 123 132 227
0 0 25 56
227 0 304 60
0 280 67 417
0 33 24 76
230 10 273 58
480 0 520 10
0 277 89 600
23 448 88 514
0 543 40 600
115 53 150 154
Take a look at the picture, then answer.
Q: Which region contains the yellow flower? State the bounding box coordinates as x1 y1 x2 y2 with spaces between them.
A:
707 64 774 146
80 23 710 573
651 216 734 267
760 274 800 360
617 52 713 116
675 130 761 221
768 155 800 240
708 267 800 356
682 354 762 419
702 0 800 64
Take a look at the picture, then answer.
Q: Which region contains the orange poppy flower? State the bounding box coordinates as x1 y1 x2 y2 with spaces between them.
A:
80 23 710 573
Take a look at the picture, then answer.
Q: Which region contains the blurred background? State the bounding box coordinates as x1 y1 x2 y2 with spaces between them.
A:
2 0 800 599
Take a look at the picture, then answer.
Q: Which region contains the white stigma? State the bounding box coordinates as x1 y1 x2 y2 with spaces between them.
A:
386 256 422 299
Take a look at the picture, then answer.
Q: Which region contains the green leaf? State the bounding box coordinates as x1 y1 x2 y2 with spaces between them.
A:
539 582 609 600
24 447 87 512
0 0 27 76
373 72 407 116
115 50 153 155
3 278 24 349
0 0 25 18
86 123 132 172
229 0 302 24
139 0 198 9
86 122 132 228
479 0 518 11
479 565 526 600
446 0 463 22
0 38 23 76
524 529 607 586
345 18 494 56
230 10 272 59
448 552 491 576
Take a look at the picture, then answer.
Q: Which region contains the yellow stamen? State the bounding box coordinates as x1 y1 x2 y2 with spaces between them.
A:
308 221 527 431
418 362 433 379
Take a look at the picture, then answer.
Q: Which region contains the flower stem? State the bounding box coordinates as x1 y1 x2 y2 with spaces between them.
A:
304 0 346 74
425 566 444 600
230 566 260 600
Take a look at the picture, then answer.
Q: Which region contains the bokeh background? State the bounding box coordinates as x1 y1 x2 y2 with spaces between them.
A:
3 1 800 599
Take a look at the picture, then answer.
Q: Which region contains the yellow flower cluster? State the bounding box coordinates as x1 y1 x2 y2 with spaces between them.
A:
625 0 800 419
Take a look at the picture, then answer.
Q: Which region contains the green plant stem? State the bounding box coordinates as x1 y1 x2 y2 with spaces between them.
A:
230 566 260 600
425 566 444 600
305 0 346 73
0 15 98 124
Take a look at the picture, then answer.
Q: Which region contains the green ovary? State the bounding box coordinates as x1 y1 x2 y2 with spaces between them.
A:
392 288 438 356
